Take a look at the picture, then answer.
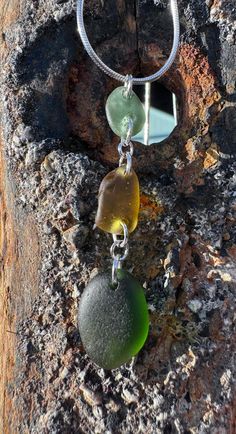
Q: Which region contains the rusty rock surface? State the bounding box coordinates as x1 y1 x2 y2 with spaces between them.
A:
0 0 236 433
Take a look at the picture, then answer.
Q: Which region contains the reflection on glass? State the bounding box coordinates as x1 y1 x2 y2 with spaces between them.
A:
133 83 178 145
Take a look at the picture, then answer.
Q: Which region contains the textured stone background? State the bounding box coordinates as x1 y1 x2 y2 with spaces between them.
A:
0 0 236 433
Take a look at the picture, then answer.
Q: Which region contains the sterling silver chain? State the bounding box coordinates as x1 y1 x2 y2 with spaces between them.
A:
77 0 180 85
110 222 129 284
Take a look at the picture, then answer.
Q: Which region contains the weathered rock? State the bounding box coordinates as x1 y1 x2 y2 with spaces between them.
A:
0 0 235 433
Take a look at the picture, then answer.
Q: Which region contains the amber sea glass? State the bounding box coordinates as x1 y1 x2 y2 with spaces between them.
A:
95 165 140 234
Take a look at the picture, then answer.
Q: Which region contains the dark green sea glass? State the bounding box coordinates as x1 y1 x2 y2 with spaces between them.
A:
105 87 146 138
78 269 149 370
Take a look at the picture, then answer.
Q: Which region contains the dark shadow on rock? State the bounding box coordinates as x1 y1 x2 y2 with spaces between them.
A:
210 106 236 157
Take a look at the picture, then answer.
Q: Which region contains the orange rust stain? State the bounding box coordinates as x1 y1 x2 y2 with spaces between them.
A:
0 25 23 434
0 0 21 62
185 138 198 163
208 251 226 267
203 144 219 169
139 194 164 220
179 43 221 122
0 140 40 431
0 146 16 434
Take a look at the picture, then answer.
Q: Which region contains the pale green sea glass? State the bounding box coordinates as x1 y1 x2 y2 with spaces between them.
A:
105 87 146 137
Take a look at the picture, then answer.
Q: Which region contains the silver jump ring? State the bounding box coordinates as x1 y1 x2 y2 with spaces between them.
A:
119 153 132 175
77 0 180 84
124 75 133 97
112 255 121 285
110 243 129 262
110 222 129 261
118 139 126 156
118 140 134 157
112 222 129 247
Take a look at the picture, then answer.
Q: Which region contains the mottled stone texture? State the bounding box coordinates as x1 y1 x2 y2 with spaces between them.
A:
0 0 236 433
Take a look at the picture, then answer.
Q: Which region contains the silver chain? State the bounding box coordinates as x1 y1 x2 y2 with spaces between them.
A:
77 0 180 85
118 118 134 175
111 222 129 284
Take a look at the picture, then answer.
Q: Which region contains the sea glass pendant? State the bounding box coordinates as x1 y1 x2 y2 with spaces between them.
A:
78 269 149 370
105 86 146 138
95 165 140 235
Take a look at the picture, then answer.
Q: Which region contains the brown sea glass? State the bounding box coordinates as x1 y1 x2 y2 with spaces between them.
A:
95 165 140 234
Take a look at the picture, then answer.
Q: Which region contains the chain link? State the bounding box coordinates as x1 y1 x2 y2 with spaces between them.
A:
118 118 134 175
110 222 129 284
